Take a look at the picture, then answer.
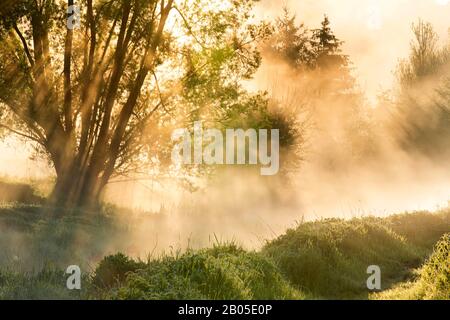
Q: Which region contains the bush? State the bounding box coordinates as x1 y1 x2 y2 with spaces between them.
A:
101 245 304 300
92 253 146 289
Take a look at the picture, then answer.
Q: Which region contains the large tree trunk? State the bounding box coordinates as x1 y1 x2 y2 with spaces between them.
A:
50 162 105 210
47 132 105 209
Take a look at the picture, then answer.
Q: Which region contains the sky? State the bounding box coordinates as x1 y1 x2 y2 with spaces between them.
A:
256 0 450 102
0 137 50 179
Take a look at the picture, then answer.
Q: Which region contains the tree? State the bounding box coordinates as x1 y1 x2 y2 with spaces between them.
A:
397 20 446 88
393 20 450 158
267 12 354 95
311 15 344 67
266 7 313 69
0 0 268 208
310 15 353 94
263 10 370 169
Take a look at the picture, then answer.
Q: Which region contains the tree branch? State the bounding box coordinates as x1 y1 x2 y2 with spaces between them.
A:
173 6 207 49
0 123 44 145
100 0 175 189
13 23 35 67
63 0 74 133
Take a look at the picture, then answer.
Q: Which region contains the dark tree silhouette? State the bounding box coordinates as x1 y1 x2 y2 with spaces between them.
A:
267 7 314 69
311 15 354 94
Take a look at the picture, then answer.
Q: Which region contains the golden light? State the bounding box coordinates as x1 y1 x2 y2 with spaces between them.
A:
436 0 450 5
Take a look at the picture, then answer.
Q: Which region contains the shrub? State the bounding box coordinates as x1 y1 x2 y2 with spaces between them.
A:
102 245 304 300
92 253 146 289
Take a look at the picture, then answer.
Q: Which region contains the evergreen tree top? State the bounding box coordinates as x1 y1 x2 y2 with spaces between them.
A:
312 15 344 54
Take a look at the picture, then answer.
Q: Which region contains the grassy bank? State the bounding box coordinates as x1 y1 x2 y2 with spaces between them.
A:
374 233 449 300
0 203 448 300
92 247 304 300
262 211 449 299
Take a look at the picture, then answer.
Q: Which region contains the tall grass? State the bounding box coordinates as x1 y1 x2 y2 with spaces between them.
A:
94 245 304 300
374 233 449 300
0 268 86 300
0 204 130 272
0 203 448 300
262 211 449 299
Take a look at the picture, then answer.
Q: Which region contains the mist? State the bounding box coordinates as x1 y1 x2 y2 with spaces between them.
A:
255 0 450 101
106 1 450 254
1 0 449 258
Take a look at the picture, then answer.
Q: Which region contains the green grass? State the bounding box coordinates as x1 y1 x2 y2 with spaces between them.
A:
93 245 304 300
262 211 449 299
373 233 449 300
0 204 132 272
0 201 448 300
0 268 87 300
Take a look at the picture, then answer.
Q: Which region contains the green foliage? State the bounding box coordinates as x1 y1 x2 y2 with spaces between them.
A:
263 211 450 299
0 204 131 272
418 233 450 299
102 245 303 300
177 0 272 137
219 93 303 149
0 267 85 300
386 210 450 250
0 0 276 205
0 201 448 300
92 253 146 289
266 7 313 68
374 233 449 300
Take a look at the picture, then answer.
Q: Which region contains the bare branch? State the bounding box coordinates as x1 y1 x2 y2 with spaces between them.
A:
173 6 207 49
0 123 44 145
13 24 35 68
